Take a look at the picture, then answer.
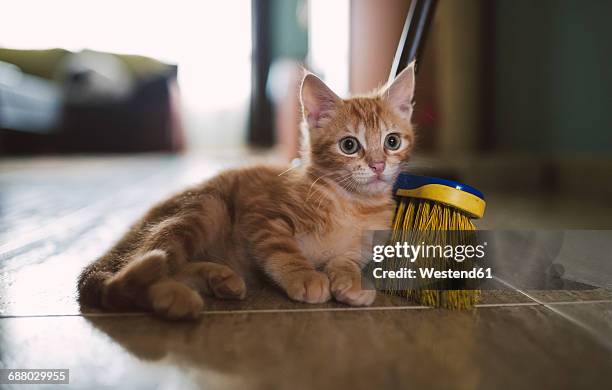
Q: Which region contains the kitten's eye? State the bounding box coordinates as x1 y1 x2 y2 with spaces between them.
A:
339 136 360 155
384 133 401 150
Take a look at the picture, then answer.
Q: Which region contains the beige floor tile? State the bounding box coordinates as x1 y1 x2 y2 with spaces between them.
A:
543 301 612 346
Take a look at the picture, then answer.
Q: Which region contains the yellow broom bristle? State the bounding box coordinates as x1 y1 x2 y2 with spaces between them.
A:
390 197 481 309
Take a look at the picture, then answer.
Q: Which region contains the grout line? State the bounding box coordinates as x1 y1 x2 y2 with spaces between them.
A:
0 312 149 319
0 305 431 319
546 299 612 306
201 306 432 315
475 302 539 307
2 299 612 319
476 299 612 308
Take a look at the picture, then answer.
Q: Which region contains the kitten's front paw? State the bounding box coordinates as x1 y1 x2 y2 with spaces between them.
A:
330 274 376 306
284 270 331 304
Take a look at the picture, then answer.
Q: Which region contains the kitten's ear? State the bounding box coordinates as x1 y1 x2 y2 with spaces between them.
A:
300 74 340 129
384 60 416 120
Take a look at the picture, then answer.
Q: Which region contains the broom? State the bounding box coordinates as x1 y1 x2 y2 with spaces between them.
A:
389 174 486 309
386 0 486 308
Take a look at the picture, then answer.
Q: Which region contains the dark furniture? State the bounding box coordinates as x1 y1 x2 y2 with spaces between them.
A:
0 48 184 155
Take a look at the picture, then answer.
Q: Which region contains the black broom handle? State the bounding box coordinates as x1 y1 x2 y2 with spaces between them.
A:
388 0 438 82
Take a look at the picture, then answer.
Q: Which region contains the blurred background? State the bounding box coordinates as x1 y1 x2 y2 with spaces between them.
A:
1 0 611 214
1 4 611 385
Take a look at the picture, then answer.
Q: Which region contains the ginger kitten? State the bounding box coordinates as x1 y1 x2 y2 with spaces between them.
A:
77 63 416 319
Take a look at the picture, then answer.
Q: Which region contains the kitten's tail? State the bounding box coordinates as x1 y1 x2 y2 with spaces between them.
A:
78 249 169 310
77 263 114 309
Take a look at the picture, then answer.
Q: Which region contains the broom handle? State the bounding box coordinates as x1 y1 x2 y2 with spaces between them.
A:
388 0 438 82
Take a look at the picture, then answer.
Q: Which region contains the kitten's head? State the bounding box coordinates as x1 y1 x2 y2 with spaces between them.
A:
300 63 416 196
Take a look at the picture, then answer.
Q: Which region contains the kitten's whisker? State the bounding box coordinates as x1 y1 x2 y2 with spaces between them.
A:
312 183 332 211
336 175 353 185
307 181 332 206
306 175 327 201
334 171 353 180
306 171 339 201
334 174 357 195
277 165 296 176
306 171 351 202
309 187 326 206
316 192 326 212
339 176 357 194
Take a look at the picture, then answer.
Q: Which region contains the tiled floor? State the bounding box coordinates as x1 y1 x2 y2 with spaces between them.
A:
1 154 611 389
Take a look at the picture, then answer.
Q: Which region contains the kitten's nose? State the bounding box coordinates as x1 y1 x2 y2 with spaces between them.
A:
368 161 386 175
